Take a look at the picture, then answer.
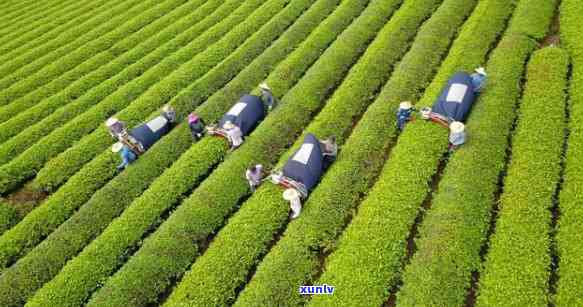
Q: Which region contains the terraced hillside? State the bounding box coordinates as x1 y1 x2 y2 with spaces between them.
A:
0 0 579 306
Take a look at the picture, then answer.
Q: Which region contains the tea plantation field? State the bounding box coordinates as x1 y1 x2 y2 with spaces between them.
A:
0 0 581 306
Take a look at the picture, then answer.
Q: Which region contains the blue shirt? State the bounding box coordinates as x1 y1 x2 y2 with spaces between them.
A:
470 73 486 93
119 146 137 169
396 108 413 130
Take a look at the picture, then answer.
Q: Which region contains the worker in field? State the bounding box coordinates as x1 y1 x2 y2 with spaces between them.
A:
245 164 264 192
470 67 487 93
162 104 177 123
396 101 415 131
188 112 205 141
223 121 243 149
105 117 127 139
112 142 137 170
259 82 277 112
448 121 466 151
283 188 302 219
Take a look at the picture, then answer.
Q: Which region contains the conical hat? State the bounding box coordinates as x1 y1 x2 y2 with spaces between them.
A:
111 142 123 153
259 82 270 91
105 117 119 127
283 188 299 201
475 67 487 76
450 121 465 133
399 101 412 110
223 121 235 129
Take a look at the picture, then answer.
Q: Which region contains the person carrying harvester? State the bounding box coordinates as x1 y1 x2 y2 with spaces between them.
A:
396 101 415 131
188 112 205 141
105 117 127 139
266 133 337 219
223 121 243 149
208 94 267 150
112 142 137 170
470 66 487 93
245 164 264 192
449 121 466 151
161 104 177 123
283 188 302 219
259 82 277 112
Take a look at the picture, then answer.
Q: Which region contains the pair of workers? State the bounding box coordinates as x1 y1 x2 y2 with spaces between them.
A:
109 105 177 170
396 67 486 149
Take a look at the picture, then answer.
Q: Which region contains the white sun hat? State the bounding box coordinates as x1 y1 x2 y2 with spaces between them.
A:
283 188 299 201
105 117 119 127
223 120 235 130
450 121 465 134
162 104 173 112
475 67 487 76
259 82 271 91
111 142 123 153
399 101 412 110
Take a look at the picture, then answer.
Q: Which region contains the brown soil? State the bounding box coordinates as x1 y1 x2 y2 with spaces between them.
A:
3 184 48 218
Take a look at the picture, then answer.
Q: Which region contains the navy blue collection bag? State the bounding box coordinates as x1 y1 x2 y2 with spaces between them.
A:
431 72 477 122
282 134 324 191
219 94 266 135
129 115 170 150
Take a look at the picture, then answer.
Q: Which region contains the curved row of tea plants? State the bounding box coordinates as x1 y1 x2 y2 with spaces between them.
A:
235 0 479 304
85 1 402 305
308 0 520 305
395 1 558 305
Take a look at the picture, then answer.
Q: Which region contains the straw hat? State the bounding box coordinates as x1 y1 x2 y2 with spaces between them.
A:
105 117 119 127
259 82 271 91
223 121 235 130
450 121 465 133
162 104 173 112
283 188 299 201
111 142 123 153
475 67 487 76
399 101 412 110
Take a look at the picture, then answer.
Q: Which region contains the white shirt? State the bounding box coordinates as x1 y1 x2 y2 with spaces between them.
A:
245 165 263 184
226 126 243 147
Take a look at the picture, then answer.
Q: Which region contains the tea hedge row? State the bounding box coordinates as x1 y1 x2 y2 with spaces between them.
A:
0 0 264 194
556 0 583 305
0 0 188 109
0 0 93 51
165 1 445 304
0 0 142 96
0 0 266 268
0 0 235 164
0 0 82 48
308 0 519 305
396 1 558 305
476 46 568 307
0 0 210 148
29 0 289 192
235 0 478 304
26 3 346 305
87 1 402 305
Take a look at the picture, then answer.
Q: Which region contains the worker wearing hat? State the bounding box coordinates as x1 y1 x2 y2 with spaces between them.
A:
162 104 177 123
223 120 243 149
283 188 302 219
396 101 415 131
470 67 487 93
188 112 205 141
105 117 126 139
245 164 264 192
112 142 137 170
449 121 466 151
259 82 277 112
